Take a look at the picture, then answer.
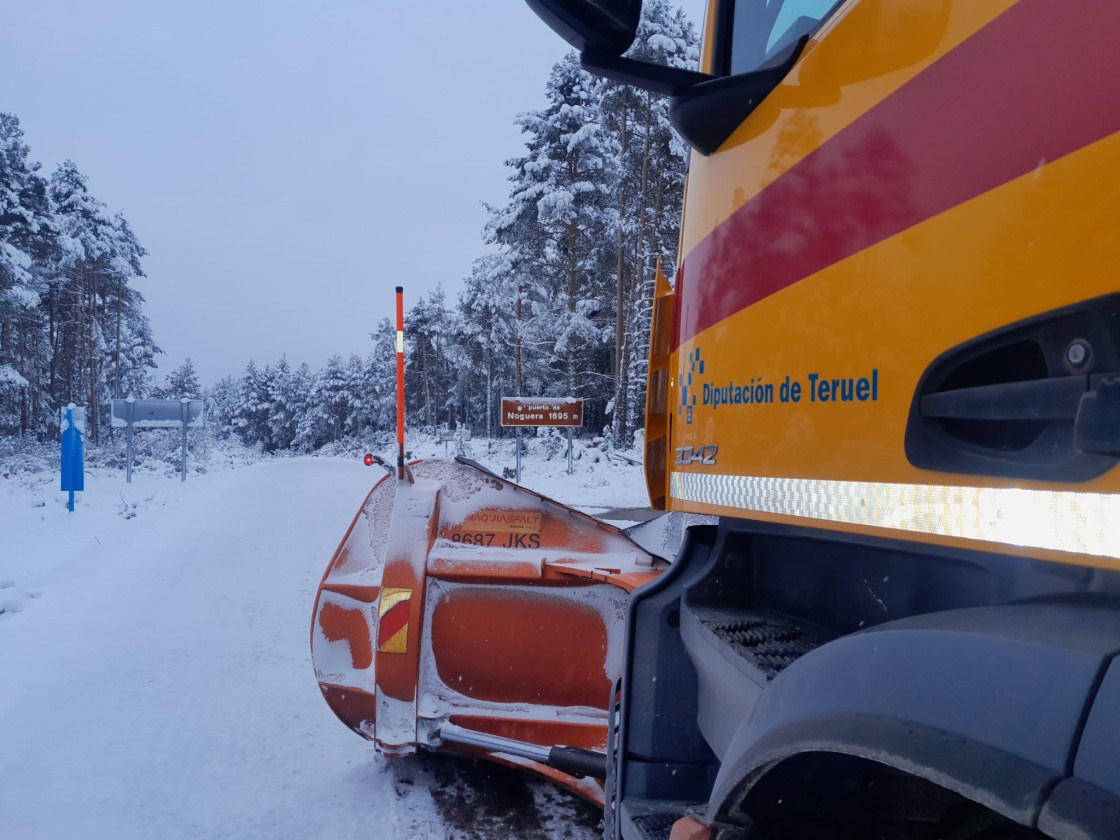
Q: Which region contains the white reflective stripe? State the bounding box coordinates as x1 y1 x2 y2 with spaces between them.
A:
670 472 1120 559
396 331 404 353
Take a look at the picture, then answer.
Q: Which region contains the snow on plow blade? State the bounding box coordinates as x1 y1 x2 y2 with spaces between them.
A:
311 457 666 802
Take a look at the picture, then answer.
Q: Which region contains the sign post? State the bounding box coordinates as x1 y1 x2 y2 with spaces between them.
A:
500 397 584 482
60 404 85 512
180 399 190 482
396 286 406 481
125 398 135 483
111 398 204 482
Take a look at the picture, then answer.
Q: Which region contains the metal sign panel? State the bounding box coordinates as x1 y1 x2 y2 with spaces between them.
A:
500 397 584 427
60 405 85 498
60 405 87 434
111 399 204 428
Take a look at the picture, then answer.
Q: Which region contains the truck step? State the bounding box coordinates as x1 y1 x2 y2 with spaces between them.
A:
632 810 689 840
700 612 832 680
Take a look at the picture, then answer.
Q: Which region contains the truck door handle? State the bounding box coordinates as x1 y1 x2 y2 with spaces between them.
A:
920 375 1088 421
1074 375 1120 456
920 373 1120 456
906 295 1120 481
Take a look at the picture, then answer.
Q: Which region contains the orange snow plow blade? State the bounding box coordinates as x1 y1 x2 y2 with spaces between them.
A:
311 457 667 803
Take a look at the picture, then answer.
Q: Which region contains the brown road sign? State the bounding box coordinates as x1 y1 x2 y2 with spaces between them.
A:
500 397 583 428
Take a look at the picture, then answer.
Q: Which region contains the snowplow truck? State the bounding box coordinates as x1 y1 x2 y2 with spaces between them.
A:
313 1 1120 838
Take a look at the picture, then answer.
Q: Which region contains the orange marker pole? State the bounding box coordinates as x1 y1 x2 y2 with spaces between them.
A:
395 286 405 480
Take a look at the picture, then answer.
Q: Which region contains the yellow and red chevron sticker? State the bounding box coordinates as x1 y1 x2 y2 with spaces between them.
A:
377 588 412 654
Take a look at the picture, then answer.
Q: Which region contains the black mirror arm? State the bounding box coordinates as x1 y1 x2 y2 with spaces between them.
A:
581 35 809 155
581 49 714 96
668 35 810 155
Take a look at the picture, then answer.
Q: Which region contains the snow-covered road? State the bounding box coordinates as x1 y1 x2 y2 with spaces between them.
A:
0 457 600 839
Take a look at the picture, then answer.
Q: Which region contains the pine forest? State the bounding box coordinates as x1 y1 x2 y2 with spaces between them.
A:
0 1 697 453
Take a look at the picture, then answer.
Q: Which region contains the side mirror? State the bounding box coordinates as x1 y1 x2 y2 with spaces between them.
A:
525 0 712 96
523 0 802 156
524 0 642 55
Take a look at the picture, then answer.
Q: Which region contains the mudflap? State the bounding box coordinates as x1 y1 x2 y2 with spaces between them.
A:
311 457 666 804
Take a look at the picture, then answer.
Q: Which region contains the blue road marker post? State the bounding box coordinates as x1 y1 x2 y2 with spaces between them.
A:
60 404 85 512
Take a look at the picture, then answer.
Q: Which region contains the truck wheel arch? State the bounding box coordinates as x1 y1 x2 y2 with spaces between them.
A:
705 600 1120 834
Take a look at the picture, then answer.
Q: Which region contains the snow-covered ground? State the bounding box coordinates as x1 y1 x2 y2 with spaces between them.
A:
0 434 650 839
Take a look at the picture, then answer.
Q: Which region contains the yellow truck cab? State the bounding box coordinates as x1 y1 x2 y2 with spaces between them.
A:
527 1 1120 838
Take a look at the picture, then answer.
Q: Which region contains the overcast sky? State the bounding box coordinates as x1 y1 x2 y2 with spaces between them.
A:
3 1 704 387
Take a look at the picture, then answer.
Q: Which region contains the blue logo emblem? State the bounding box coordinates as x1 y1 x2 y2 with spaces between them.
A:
679 347 703 425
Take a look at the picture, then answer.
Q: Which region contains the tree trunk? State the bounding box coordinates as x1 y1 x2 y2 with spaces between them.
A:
514 284 524 397
87 266 99 442
115 276 122 397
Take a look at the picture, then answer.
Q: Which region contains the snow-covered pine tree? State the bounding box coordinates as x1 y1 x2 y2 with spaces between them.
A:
103 212 155 401
112 308 159 400
265 356 298 451
364 318 399 436
405 287 456 430
204 375 239 440
47 160 155 440
48 161 114 437
314 354 355 444
600 0 697 441
286 362 317 451
455 254 520 440
0 114 53 435
161 357 201 399
0 115 44 294
293 361 332 453
232 360 274 451
342 354 370 439
487 52 617 420
0 115 156 439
